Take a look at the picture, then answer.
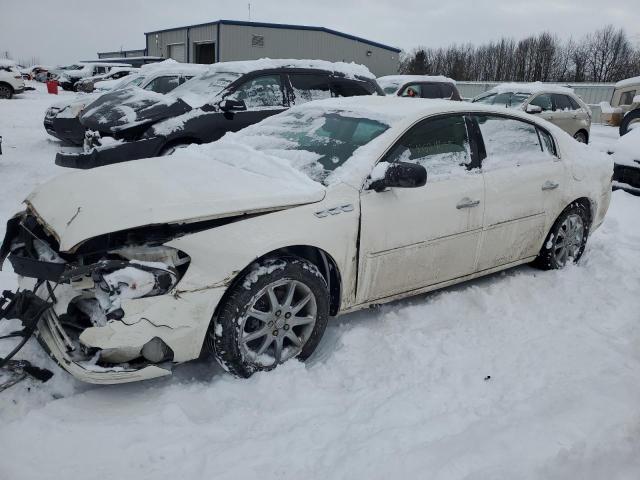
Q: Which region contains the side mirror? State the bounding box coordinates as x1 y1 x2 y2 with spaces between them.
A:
370 162 427 192
218 99 247 112
526 104 543 114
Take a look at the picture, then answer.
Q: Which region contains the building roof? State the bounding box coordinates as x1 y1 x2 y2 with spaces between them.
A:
144 19 401 53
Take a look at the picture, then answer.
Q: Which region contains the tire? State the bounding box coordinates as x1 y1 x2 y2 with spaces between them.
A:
573 130 588 143
619 109 640 136
159 142 191 156
206 257 330 378
533 203 590 270
0 83 13 99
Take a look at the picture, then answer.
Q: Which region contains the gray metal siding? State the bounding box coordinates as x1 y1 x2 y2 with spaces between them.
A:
188 24 218 62
147 29 188 61
219 24 398 76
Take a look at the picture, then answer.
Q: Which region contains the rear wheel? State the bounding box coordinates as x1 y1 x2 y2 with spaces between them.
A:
0 83 13 99
620 109 640 136
206 257 330 378
573 130 588 143
533 203 590 270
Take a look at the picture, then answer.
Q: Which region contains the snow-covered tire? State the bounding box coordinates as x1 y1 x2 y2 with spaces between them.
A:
0 83 13 99
533 202 590 270
619 109 640 136
206 257 330 378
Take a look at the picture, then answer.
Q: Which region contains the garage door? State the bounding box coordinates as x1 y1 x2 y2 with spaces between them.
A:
167 43 185 62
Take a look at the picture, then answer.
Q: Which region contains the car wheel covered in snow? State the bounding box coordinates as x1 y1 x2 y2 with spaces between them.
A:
207 257 329 378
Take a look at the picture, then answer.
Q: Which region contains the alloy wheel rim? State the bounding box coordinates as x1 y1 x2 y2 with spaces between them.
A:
239 279 317 368
553 214 584 266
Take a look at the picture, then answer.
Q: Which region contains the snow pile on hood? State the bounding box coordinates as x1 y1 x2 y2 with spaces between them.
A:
201 58 375 79
610 128 640 167
489 81 575 95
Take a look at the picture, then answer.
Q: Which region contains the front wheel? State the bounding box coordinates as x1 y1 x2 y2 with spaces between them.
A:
0 84 13 99
533 203 590 270
206 257 330 378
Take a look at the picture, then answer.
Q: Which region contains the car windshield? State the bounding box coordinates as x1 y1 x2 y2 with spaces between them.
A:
113 75 144 90
474 92 530 107
235 109 390 184
169 71 242 105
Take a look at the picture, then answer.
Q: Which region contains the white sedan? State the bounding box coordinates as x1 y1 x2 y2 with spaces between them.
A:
0 97 612 383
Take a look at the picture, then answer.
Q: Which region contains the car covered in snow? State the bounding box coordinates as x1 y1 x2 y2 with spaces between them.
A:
0 96 612 384
54 59 383 169
0 59 26 99
600 76 640 137
473 83 592 143
44 63 208 145
377 75 461 100
53 62 132 91
74 67 139 93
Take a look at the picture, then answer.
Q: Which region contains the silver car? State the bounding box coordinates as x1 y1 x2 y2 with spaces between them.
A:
473 84 591 143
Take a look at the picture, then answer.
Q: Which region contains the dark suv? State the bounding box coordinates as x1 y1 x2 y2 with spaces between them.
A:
56 60 383 169
377 75 462 100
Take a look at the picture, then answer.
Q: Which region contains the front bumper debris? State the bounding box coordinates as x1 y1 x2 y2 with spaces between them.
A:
0 289 54 391
55 136 165 169
44 116 85 145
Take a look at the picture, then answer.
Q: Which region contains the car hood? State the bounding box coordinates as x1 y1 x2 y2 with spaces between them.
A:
26 145 326 251
79 87 192 134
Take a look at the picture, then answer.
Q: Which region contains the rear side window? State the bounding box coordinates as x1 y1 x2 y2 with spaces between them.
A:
439 83 455 99
620 90 636 105
421 83 443 99
530 94 553 111
144 75 180 94
553 94 574 111
384 115 472 178
400 84 421 97
475 115 553 169
567 96 581 110
288 74 331 104
330 79 375 97
538 128 557 157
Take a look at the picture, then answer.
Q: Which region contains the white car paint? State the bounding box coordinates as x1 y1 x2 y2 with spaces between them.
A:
0 59 26 98
4 97 612 383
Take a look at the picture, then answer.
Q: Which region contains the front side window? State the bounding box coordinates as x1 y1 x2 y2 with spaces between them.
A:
530 94 553 111
475 115 552 169
289 74 331 104
144 75 180 94
620 90 636 106
400 84 421 97
230 75 284 108
385 115 472 178
552 94 574 111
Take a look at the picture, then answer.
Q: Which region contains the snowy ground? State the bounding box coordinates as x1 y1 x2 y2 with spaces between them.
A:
1 84 639 480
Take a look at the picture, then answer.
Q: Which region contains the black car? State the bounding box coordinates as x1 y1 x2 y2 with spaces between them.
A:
56 61 383 169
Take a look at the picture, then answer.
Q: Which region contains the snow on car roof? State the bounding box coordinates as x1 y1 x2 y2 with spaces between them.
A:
139 59 208 76
488 81 575 95
202 58 375 79
0 59 17 67
377 75 456 86
615 76 640 89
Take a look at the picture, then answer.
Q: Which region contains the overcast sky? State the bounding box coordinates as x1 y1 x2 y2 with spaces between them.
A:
1 0 638 65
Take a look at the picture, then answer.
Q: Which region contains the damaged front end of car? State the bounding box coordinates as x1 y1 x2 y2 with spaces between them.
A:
0 211 195 384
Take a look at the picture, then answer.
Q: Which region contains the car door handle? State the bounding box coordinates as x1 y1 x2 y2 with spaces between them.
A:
456 198 481 209
541 181 559 191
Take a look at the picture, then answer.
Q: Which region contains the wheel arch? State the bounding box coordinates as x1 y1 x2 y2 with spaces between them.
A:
0 81 14 93
217 245 343 318
566 196 593 227
574 128 589 143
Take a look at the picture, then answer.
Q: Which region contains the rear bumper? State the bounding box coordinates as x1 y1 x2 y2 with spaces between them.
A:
55 136 165 169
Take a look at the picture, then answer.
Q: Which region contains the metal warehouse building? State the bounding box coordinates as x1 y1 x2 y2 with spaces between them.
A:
143 20 400 76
